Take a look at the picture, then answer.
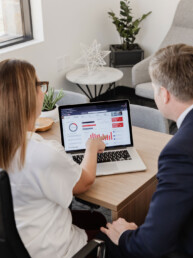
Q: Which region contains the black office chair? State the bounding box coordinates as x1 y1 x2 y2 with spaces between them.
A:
0 170 105 258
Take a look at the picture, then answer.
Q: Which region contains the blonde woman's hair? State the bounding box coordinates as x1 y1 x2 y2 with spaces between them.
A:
0 59 37 170
149 44 193 102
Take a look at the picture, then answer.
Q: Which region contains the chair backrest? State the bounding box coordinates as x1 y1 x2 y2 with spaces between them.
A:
0 170 30 258
160 0 193 48
130 104 169 134
0 170 103 258
54 90 89 106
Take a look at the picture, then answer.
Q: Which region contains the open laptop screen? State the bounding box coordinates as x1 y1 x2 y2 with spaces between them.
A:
59 100 133 152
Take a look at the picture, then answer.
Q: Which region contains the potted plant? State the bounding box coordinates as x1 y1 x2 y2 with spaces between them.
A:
40 88 64 121
108 0 151 67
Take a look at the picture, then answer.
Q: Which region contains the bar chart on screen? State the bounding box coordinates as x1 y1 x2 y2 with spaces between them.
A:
90 132 113 140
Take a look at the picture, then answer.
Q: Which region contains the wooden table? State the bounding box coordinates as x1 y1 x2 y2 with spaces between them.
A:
39 123 172 225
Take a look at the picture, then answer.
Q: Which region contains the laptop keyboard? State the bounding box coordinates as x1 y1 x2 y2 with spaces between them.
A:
72 150 131 165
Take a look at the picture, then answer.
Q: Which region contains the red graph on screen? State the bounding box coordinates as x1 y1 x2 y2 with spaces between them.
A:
90 132 113 140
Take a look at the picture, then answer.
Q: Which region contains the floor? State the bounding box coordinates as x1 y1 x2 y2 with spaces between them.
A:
91 86 157 108
72 86 177 222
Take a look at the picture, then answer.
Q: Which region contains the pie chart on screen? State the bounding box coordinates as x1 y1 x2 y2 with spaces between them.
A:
69 123 78 132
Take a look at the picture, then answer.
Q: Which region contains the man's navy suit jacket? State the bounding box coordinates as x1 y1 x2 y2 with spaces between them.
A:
119 109 193 257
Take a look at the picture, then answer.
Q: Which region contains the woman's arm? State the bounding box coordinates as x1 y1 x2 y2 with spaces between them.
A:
73 136 106 194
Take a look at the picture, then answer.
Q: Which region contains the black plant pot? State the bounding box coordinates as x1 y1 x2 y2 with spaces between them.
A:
110 44 144 67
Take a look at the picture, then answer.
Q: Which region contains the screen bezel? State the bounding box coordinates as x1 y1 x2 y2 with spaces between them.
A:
58 99 133 153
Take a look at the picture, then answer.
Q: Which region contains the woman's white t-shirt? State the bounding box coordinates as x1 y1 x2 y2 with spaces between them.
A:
8 132 87 258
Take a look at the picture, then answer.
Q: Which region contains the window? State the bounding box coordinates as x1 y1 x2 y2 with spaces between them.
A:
0 0 33 49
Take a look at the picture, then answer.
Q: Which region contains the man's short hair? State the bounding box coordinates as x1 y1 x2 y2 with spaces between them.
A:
149 44 193 102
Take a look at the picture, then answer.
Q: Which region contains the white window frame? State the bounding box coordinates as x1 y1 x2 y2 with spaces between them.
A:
0 0 33 49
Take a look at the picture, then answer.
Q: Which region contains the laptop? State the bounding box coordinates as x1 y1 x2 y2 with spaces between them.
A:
58 99 146 176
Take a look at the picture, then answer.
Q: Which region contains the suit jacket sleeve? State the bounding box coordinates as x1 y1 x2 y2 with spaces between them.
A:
119 143 193 258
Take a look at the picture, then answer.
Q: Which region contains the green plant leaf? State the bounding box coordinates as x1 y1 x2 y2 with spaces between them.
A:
139 11 152 23
108 0 151 48
42 88 65 111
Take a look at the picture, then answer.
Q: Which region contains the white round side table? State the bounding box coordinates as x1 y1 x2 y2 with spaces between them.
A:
66 66 123 100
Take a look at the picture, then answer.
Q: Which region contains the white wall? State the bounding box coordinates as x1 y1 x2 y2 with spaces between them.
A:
131 0 181 56
120 0 180 87
0 0 180 91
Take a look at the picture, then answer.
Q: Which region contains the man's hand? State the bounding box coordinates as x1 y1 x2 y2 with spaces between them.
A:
100 218 138 245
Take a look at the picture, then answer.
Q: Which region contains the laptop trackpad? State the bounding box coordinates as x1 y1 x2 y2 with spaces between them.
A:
96 162 119 176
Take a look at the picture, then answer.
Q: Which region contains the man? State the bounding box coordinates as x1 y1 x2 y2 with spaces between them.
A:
99 44 193 257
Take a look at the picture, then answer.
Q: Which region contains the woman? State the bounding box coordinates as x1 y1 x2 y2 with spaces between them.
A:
0 59 106 257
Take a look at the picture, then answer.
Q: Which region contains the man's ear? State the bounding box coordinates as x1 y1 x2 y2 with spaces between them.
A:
161 87 170 104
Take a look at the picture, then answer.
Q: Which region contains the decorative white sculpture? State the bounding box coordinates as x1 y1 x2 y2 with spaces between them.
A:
76 40 111 73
